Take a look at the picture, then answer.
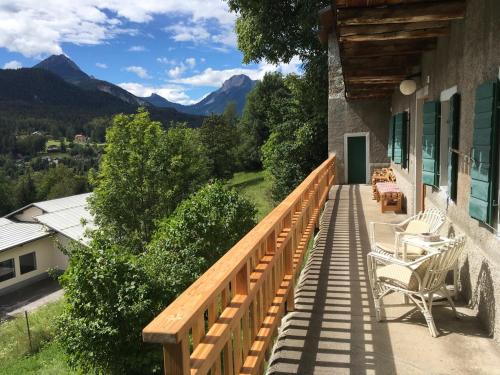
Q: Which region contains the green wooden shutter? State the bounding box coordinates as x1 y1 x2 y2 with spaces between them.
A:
469 80 499 224
422 101 441 186
447 94 460 201
393 112 408 167
387 116 395 160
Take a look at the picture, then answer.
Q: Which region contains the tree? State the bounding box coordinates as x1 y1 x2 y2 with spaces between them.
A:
59 182 256 374
15 170 37 206
143 181 257 304
199 113 239 179
88 109 210 251
58 235 161 375
261 74 327 201
0 171 14 215
236 72 290 170
35 164 87 200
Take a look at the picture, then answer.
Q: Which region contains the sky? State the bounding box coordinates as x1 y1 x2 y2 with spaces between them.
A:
0 1 302 105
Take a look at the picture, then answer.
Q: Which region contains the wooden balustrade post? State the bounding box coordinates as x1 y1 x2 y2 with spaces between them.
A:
163 338 190 375
236 262 250 296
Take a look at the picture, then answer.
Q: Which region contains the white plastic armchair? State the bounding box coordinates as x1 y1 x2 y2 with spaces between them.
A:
370 208 446 260
367 236 466 337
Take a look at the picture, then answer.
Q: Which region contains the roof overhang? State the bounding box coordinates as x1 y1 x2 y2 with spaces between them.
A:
320 0 466 100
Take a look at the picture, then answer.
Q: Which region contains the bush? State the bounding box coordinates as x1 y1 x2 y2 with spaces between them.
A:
143 181 257 303
58 236 161 375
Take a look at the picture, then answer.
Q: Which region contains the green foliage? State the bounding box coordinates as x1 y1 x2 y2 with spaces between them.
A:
0 171 15 215
58 237 160 375
227 171 274 221
0 300 64 363
89 109 210 250
227 0 329 65
59 182 256 374
14 171 37 207
236 72 290 170
34 165 88 200
15 134 47 156
260 74 328 201
199 113 239 179
143 181 257 303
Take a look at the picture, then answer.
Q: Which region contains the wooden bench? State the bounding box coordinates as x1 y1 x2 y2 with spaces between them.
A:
375 182 403 213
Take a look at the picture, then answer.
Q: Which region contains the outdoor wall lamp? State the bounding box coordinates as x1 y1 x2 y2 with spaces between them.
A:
399 79 417 96
399 72 421 96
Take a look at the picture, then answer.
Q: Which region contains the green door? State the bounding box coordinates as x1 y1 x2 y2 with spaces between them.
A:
347 136 366 184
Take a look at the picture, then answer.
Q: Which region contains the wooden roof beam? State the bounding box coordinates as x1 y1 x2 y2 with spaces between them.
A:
343 55 420 69
342 39 436 57
339 21 449 37
337 0 466 26
340 27 448 42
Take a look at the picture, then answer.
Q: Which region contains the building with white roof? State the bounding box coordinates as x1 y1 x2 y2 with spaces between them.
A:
0 193 93 295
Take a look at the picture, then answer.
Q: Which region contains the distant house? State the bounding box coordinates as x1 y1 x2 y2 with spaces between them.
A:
74 134 87 144
47 145 59 153
0 193 93 296
31 131 43 136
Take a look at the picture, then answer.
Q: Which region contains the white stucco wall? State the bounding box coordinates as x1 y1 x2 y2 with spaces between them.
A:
0 235 68 293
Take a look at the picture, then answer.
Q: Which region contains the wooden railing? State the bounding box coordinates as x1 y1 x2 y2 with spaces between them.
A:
143 155 336 375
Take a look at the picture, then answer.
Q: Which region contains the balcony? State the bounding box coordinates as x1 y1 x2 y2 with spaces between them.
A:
143 156 500 374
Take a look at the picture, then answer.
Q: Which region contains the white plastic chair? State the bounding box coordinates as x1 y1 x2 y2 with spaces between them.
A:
370 208 446 260
367 236 466 337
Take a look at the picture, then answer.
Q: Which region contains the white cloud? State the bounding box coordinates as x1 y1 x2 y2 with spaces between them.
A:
171 57 303 87
124 66 151 79
95 62 108 69
168 65 186 79
167 58 197 78
118 82 197 105
128 45 146 52
0 1 235 57
185 57 196 69
164 21 236 50
157 57 176 65
3 60 22 69
164 23 211 43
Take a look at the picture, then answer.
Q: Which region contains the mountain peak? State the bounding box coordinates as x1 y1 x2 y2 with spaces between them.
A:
33 54 89 83
221 74 253 91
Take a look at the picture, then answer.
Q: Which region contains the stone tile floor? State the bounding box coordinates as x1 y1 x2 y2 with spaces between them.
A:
267 184 500 375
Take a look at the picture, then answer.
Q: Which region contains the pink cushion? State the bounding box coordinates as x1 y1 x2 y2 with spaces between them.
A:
376 182 400 194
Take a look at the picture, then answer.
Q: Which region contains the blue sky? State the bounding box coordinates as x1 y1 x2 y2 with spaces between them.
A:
0 1 301 104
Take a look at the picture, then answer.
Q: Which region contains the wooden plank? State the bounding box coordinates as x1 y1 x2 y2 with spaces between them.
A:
337 1 466 26
341 39 436 57
163 339 190 375
343 54 420 69
340 27 448 42
339 20 449 36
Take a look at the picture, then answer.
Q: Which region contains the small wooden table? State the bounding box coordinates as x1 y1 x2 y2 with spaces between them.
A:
375 182 403 213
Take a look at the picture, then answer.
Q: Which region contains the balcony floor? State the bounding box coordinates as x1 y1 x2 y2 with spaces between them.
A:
267 184 500 375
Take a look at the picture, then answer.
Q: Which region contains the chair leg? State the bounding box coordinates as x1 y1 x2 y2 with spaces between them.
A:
441 286 460 319
420 293 439 337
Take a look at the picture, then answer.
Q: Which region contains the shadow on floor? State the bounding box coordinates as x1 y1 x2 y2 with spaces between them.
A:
267 185 397 374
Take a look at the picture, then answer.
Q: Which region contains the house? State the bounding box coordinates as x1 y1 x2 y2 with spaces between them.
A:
141 1 500 374
74 134 87 144
319 0 500 339
0 193 92 296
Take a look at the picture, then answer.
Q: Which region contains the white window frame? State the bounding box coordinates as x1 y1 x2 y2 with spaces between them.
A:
439 85 458 197
344 132 370 184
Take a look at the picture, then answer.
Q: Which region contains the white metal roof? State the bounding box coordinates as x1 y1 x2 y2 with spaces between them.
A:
35 205 94 244
0 219 50 252
33 193 92 213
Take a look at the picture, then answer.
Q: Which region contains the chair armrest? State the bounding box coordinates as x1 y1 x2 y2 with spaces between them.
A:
370 221 399 245
367 251 408 266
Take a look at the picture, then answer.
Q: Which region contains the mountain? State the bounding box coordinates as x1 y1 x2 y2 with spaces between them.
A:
33 54 146 106
141 74 257 116
33 54 89 83
0 68 204 137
